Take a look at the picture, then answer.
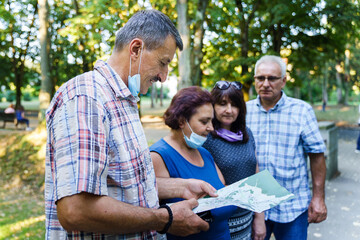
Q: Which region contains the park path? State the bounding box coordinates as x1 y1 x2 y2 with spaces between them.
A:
307 128 360 240
144 123 360 240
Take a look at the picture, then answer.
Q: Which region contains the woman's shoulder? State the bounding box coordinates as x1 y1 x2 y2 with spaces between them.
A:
245 126 253 137
149 138 167 152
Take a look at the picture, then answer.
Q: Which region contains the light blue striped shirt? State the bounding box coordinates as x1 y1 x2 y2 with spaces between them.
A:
246 92 326 223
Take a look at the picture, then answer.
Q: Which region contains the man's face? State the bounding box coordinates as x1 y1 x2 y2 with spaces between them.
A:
139 35 177 94
254 61 286 105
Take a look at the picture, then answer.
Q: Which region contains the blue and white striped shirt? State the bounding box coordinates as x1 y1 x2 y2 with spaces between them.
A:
246 92 326 223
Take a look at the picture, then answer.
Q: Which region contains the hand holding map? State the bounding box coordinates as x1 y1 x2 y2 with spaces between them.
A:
193 170 294 214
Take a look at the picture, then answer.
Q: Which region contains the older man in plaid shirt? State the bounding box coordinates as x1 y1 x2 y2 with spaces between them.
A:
246 55 327 240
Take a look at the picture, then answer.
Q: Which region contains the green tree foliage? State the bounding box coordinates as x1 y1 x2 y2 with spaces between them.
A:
0 0 40 108
1 0 360 112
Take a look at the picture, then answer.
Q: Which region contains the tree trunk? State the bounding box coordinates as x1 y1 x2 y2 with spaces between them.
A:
191 0 209 86
322 62 328 106
151 85 156 108
177 0 191 89
234 0 261 100
15 72 23 110
294 86 301 99
343 48 350 105
335 62 344 105
39 0 53 122
160 84 164 107
271 23 283 54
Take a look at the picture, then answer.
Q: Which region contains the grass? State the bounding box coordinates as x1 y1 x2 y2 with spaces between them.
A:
0 187 44 240
313 104 359 127
0 100 40 111
0 126 46 240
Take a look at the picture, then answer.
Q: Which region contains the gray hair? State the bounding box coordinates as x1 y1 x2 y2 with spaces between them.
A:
114 9 183 51
254 55 287 77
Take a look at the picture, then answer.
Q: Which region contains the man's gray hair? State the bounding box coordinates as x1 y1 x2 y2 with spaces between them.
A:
114 9 183 51
254 55 287 77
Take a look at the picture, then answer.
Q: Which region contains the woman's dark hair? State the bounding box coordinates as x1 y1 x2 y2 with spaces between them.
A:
211 83 249 142
164 86 212 130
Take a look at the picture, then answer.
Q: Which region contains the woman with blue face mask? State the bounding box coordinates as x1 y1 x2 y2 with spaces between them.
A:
150 86 237 240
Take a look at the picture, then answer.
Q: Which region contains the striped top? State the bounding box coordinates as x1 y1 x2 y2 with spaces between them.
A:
246 92 326 223
203 128 257 240
45 60 158 239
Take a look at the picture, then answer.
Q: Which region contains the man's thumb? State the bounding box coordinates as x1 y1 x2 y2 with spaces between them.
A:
187 198 199 209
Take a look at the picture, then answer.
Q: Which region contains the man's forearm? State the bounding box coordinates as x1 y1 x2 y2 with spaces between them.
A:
309 152 326 199
57 192 168 234
57 191 210 237
157 177 185 199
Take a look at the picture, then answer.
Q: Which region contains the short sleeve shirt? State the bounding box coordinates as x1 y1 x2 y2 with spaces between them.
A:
246 92 326 223
45 60 159 239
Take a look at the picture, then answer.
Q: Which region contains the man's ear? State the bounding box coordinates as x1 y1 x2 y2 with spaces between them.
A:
281 76 287 88
129 38 143 59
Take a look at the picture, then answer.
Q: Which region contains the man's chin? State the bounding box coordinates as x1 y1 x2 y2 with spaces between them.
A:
259 94 274 101
140 87 150 95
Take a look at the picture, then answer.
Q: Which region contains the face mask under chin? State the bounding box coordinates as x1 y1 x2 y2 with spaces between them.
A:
182 121 207 149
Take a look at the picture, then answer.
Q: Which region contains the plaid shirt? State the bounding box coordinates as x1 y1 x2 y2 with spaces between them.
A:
246 92 326 223
45 60 159 239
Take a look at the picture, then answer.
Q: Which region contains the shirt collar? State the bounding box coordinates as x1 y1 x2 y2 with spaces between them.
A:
256 90 287 112
94 60 140 102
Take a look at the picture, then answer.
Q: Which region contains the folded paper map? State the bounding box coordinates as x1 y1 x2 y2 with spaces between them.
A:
192 170 294 213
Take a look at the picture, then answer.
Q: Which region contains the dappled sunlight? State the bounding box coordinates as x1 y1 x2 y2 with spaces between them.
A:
340 106 351 112
0 125 47 190
141 115 164 123
0 197 29 207
0 215 45 239
23 125 47 147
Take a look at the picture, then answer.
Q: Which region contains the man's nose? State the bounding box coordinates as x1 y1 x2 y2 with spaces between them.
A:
158 68 169 83
262 78 271 87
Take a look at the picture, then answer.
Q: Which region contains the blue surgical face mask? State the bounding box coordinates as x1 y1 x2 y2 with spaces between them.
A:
182 121 207 149
128 43 144 97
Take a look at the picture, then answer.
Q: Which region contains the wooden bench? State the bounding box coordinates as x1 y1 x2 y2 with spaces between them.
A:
0 111 16 128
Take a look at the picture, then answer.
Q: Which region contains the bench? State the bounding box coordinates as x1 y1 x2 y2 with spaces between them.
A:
0 111 16 128
0 111 28 129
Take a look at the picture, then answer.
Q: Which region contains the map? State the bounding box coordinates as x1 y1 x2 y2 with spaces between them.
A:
192 170 294 214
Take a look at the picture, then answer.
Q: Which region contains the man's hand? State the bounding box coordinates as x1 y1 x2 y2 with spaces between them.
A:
308 153 327 223
157 177 217 200
181 179 218 200
308 197 327 223
167 198 209 236
252 212 266 240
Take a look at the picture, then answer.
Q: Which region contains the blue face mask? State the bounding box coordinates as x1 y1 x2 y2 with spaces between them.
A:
128 43 144 97
183 121 207 149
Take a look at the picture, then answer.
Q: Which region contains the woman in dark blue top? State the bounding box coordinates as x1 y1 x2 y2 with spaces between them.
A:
203 81 266 240
150 86 236 240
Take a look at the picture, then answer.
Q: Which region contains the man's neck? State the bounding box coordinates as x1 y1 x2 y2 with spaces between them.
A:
260 100 275 112
107 51 129 84
260 94 282 111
